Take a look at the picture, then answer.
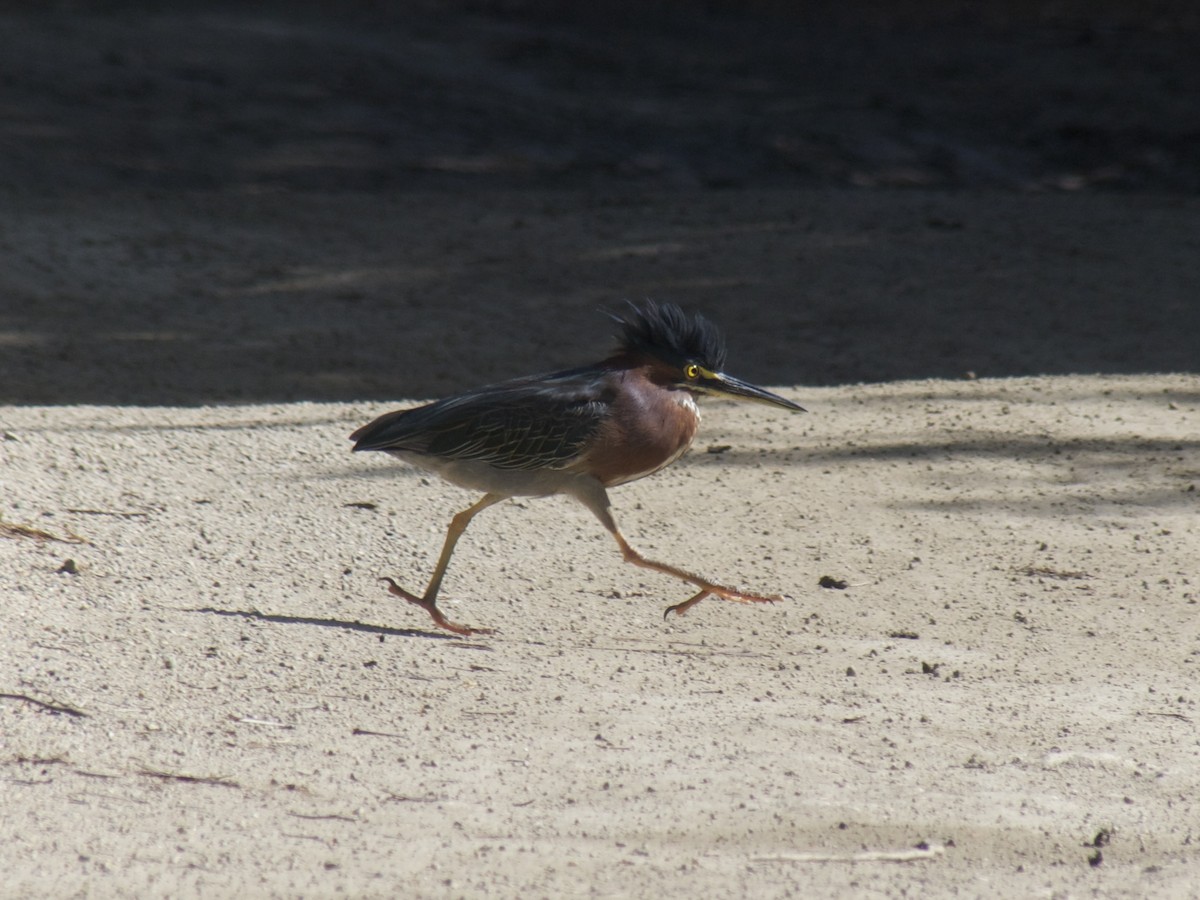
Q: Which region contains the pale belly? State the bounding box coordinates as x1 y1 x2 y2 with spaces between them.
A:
386 450 596 498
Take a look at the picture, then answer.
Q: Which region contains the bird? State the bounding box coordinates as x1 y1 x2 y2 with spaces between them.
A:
350 299 804 635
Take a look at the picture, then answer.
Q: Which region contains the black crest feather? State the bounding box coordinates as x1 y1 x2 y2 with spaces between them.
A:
609 300 727 371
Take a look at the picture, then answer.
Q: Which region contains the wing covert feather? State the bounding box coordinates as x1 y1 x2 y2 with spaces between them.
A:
352 370 613 471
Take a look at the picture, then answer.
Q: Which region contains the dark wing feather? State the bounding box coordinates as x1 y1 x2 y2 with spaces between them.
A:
351 368 613 471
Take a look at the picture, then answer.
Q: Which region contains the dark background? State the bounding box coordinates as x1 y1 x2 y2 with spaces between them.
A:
1 1 1197 404
7 1 1199 194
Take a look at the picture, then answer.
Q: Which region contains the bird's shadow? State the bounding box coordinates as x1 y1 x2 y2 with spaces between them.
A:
186 606 466 642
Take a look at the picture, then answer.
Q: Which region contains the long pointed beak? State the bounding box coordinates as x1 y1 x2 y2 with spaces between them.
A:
698 372 806 412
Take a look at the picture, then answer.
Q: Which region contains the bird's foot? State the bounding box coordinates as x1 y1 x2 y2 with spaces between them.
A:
663 589 711 619
663 584 782 619
710 584 784 605
380 577 491 636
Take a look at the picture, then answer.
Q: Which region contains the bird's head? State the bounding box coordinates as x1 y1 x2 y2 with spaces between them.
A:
609 300 805 412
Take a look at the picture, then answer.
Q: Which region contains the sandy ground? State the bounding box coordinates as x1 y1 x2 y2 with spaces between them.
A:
3 4 1200 899
4 376 1199 898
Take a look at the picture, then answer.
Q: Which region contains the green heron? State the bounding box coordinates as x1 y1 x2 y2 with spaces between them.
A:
350 300 804 635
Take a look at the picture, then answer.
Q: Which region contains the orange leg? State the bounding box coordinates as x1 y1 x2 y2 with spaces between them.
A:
381 578 480 636
382 494 502 636
568 479 781 622
611 529 782 618
662 588 712 619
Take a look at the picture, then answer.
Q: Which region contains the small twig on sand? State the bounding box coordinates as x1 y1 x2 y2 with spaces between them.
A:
755 843 946 864
0 520 87 544
65 508 152 519
382 791 441 804
287 811 357 822
352 727 404 738
233 716 293 728
1142 711 1192 723
138 766 239 788
0 692 89 718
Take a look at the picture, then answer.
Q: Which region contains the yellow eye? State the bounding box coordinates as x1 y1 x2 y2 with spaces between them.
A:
685 364 699 379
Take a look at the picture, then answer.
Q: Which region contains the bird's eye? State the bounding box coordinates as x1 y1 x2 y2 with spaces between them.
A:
685 364 699 379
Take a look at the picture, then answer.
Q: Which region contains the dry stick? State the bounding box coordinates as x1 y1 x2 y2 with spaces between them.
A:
138 766 239 788
382 791 441 803
755 844 946 864
0 521 87 544
352 727 404 737
0 692 89 718
233 716 293 728
65 508 152 519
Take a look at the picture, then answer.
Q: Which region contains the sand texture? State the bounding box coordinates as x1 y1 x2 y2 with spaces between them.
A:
2 4 1199 898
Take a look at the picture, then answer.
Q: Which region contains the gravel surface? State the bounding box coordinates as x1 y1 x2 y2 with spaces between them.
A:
2 4 1198 897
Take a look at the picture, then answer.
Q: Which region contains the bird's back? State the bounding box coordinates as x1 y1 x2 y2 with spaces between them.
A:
350 367 612 473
